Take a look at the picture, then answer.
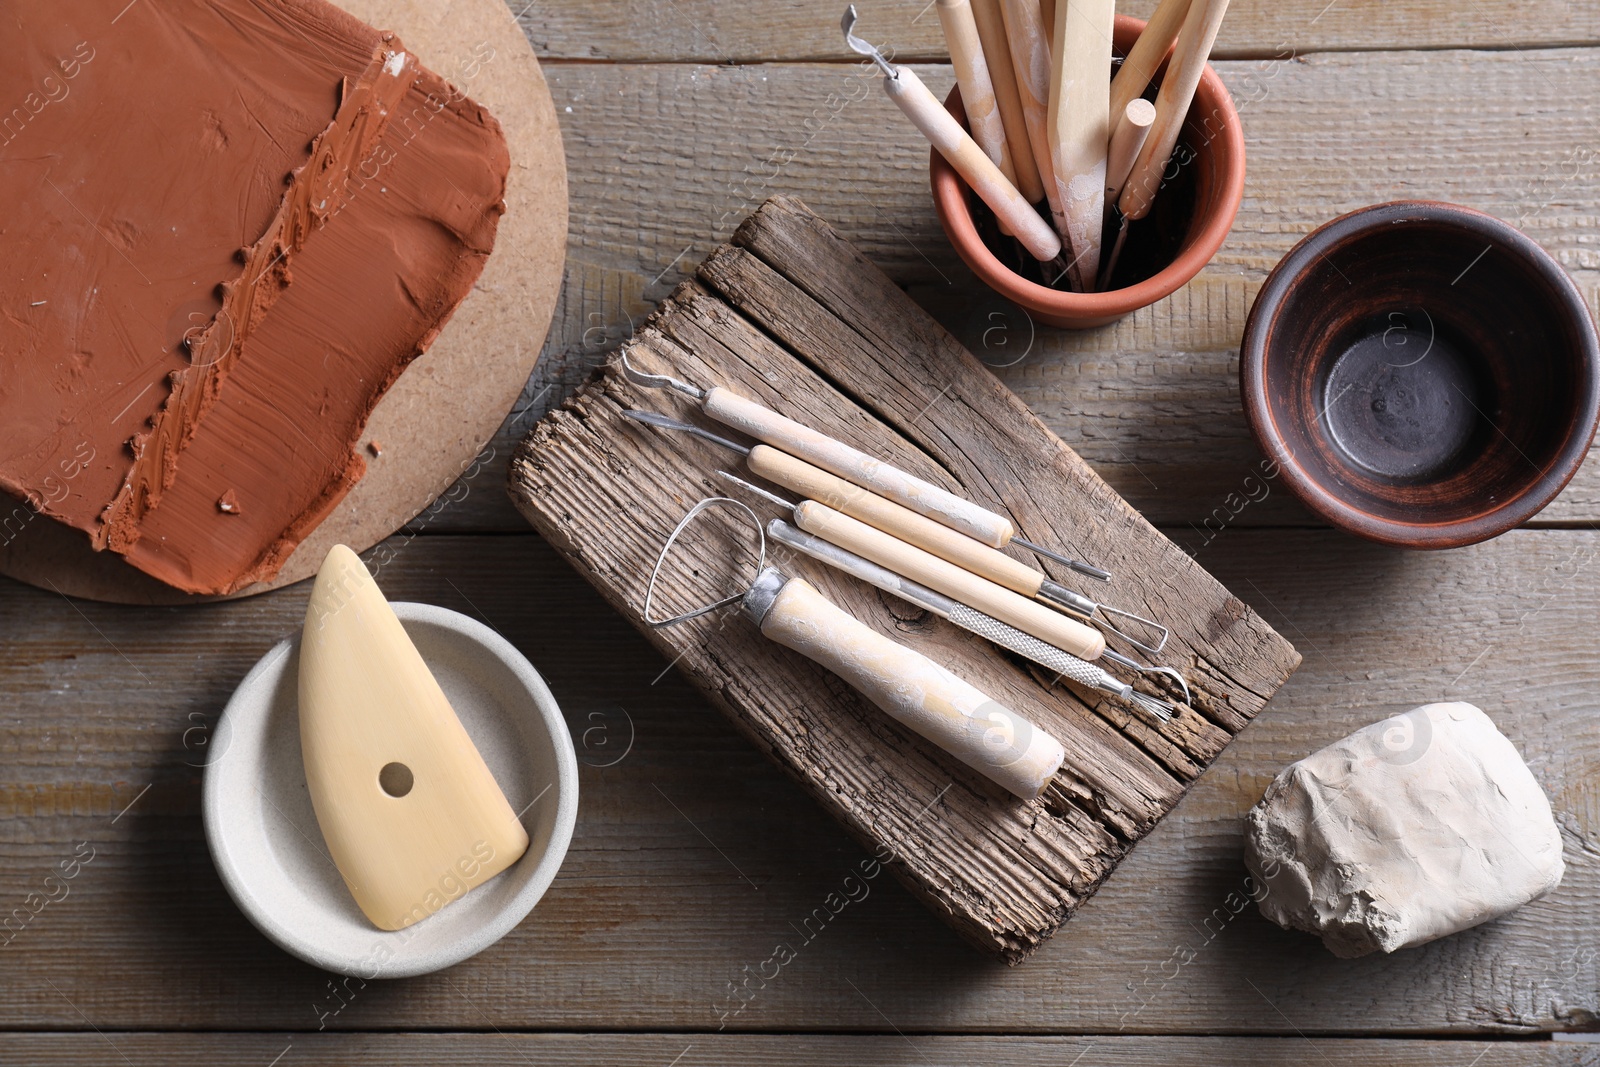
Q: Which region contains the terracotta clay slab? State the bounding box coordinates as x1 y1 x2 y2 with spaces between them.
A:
509 197 1301 962
0 0 566 604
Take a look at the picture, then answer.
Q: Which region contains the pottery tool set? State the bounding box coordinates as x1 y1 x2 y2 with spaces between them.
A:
643 497 1069 800
511 196 1299 961
762 516 1186 721
845 0 1228 291
0 0 1573 1005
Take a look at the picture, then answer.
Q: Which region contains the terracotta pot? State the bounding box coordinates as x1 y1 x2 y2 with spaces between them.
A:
1240 200 1600 549
930 14 1245 330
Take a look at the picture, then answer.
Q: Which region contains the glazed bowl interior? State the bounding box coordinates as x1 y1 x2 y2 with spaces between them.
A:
1245 202 1600 546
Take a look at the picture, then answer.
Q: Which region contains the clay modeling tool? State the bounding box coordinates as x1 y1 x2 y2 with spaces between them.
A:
622 410 1114 594
646 498 1067 800
995 0 1066 248
969 0 1046 203
618 353 1110 581
937 0 1016 185
1046 0 1115 292
299 544 529 931
1104 0 1228 288
1105 98 1156 212
1106 0 1191 124
719 470 1164 657
708 472 1104 660
842 7 1060 262
767 518 1183 721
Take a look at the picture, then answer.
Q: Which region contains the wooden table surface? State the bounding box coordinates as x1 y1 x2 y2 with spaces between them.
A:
5 1 1599 1063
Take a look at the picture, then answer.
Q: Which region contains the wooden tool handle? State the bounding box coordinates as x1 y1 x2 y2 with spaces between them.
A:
1105 97 1156 202
970 0 1046 203
1046 0 1116 291
757 576 1065 800
1106 0 1192 122
997 0 1063 227
881 67 1061 261
748 445 1046 598
937 0 1015 183
702 386 1018 548
793 500 1105 660
1117 0 1229 222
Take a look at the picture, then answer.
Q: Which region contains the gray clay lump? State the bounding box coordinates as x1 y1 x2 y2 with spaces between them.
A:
1243 701 1564 958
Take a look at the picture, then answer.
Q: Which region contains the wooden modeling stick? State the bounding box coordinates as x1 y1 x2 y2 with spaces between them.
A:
996 0 1066 244
970 0 1046 202
792 499 1108 661
1117 0 1230 222
620 404 1113 583
842 7 1060 261
1107 0 1192 124
299 545 529 931
749 445 1059 596
1046 0 1115 291
937 0 1016 185
1039 0 1056 45
703 384 1018 546
1105 97 1157 205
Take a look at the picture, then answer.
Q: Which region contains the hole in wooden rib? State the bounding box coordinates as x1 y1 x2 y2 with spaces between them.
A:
378 762 413 798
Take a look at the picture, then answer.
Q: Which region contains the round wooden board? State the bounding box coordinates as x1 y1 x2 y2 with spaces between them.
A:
0 0 566 605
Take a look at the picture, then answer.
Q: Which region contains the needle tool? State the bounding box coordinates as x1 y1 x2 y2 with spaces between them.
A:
621 409 1138 638
617 350 1111 582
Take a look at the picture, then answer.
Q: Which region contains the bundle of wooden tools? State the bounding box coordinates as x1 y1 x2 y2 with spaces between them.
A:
621 351 1188 801
844 0 1228 291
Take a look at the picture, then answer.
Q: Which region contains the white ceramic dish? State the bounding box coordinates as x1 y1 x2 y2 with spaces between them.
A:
203 602 577 978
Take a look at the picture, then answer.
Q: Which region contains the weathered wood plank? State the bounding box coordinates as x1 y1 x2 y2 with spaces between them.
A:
0 529 1594 1031
509 197 1298 961
424 49 1600 534
3 1033 1593 1065
518 0 1600 62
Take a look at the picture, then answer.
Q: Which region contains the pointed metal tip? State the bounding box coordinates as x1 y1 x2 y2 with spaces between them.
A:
714 470 798 512
622 408 683 429
1072 561 1113 582
1013 537 1112 582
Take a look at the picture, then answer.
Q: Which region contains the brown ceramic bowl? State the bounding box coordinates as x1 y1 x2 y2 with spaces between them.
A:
930 14 1245 330
1240 201 1600 549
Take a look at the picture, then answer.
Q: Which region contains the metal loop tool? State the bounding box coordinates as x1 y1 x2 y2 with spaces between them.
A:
641 494 1070 800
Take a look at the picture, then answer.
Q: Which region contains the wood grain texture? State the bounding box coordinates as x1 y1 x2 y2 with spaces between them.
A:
519 0 1600 61
508 196 1298 961
2 1 1597 1050
424 47 1600 534
4 1034 1597 1065
0 529 1594 1033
